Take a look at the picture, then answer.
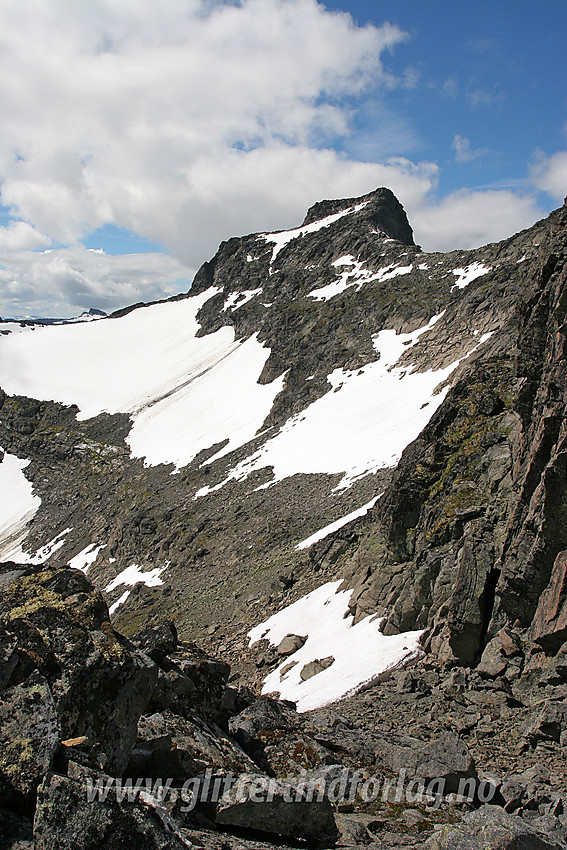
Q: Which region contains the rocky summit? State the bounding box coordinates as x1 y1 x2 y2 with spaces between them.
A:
0 187 566 849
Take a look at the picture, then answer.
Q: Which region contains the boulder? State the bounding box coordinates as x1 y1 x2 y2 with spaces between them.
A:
0 566 158 775
147 643 230 722
523 701 567 746
424 804 561 849
276 633 307 656
33 773 190 850
134 621 178 663
228 697 297 747
0 671 60 805
137 711 258 775
300 656 335 681
214 773 338 844
376 732 476 796
477 628 523 678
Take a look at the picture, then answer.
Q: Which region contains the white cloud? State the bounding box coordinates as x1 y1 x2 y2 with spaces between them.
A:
530 150 567 201
0 0 406 252
452 134 488 164
0 246 193 318
0 0 560 317
0 221 52 252
410 189 543 252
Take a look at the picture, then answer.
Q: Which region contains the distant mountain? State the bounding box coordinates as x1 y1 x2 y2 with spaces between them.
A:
1 188 567 846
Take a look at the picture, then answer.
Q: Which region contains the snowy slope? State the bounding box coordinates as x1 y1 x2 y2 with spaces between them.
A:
0 451 41 560
0 292 285 471
249 580 423 712
198 316 492 494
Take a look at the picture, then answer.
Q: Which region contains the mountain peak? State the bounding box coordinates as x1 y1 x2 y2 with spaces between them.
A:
301 186 414 246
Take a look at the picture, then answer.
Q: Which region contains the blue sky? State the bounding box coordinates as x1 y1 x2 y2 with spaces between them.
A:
325 1 566 198
0 0 565 318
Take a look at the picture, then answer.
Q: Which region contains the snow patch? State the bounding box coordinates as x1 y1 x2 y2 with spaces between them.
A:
197 313 466 494
263 203 368 267
308 257 414 302
223 289 262 312
6 527 73 566
295 496 381 550
0 451 41 561
248 580 423 712
109 590 131 616
0 291 284 472
105 563 167 593
68 543 107 574
451 262 491 291
127 333 285 470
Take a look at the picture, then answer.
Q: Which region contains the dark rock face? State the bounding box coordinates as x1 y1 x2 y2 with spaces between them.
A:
0 566 157 777
0 671 60 806
300 187 415 246
326 200 567 671
530 551 567 653
33 773 188 850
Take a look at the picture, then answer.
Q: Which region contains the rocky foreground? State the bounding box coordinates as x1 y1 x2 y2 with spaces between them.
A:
2 560 567 849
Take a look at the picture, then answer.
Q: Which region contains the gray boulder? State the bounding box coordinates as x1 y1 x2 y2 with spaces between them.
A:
424 804 561 849
0 566 158 776
33 773 190 850
277 633 307 656
376 732 477 796
215 773 338 844
0 671 60 803
300 656 335 681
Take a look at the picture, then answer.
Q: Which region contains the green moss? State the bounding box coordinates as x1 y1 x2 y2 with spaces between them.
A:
0 737 35 777
4 572 67 623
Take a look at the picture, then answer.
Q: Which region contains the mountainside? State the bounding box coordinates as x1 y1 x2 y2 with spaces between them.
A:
1 188 567 848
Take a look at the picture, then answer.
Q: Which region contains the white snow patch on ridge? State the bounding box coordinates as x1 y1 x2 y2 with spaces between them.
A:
295 495 381 550
105 563 166 593
263 202 369 267
248 580 423 712
105 563 167 617
223 289 262 312
308 256 414 301
0 451 41 561
4 526 73 566
197 314 494 496
0 291 285 472
109 591 131 616
68 543 107 574
451 262 491 291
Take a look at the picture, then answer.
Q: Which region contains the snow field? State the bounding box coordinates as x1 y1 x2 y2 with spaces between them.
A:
248 580 423 712
0 292 285 471
0 451 42 561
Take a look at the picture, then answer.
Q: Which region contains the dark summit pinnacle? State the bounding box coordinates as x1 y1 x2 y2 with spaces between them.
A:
301 187 415 246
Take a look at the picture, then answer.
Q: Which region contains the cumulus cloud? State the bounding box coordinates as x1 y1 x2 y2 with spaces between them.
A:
530 150 567 201
0 246 193 318
0 0 559 316
452 134 488 164
0 221 52 252
0 0 406 251
411 189 543 252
